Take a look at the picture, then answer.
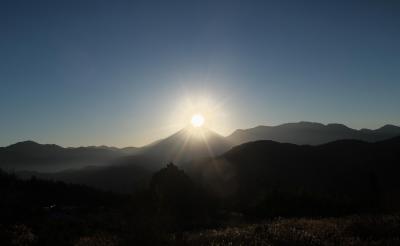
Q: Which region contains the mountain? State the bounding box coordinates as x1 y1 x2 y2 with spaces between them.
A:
0 141 138 172
186 136 400 214
3 122 399 173
227 122 400 145
137 127 233 164
0 127 231 172
10 128 232 192
17 133 400 197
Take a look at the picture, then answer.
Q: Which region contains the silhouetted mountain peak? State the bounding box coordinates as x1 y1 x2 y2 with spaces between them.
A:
138 127 233 164
6 141 62 151
7 140 40 147
158 127 226 146
376 124 400 133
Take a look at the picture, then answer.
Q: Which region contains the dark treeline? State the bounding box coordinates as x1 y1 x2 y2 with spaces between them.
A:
0 165 218 245
186 136 400 217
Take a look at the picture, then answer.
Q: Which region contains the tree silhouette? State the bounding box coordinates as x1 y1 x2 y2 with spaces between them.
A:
150 162 211 230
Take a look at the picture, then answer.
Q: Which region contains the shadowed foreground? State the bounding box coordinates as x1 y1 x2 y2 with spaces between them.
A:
1 137 400 245
174 215 400 246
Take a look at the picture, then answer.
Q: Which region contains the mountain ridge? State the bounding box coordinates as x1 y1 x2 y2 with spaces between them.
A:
16 135 400 194
0 141 138 172
2 122 400 172
137 127 233 164
185 135 400 208
227 121 400 145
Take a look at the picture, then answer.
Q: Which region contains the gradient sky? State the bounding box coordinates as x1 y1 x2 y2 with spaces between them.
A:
1 0 399 147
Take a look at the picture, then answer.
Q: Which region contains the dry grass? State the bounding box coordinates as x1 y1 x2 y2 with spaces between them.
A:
173 214 400 246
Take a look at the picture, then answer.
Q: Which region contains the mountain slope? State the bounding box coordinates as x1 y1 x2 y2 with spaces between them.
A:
20 136 400 196
137 127 233 164
186 136 400 212
18 155 155 193
3 122 399 172
0 127 231 172
0 141 138 172
227 122 400 145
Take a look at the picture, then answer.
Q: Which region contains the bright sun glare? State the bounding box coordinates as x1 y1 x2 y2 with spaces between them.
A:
191 114 205 127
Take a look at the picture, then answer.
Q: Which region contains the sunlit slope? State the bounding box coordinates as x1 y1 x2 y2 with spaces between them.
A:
138 127 233 164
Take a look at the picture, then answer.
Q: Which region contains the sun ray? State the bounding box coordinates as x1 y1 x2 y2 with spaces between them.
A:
173 129 192 162
199 129 215 158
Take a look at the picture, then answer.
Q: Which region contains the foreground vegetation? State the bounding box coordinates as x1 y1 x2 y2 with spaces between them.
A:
2 214 400 245
174 215 400 246
1 159 400 245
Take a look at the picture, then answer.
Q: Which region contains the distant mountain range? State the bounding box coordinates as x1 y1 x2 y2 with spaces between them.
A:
19 135 400 197
227 122 400 145
1 122 399 172
0 140 138 172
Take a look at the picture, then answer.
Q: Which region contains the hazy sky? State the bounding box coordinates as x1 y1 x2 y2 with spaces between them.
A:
1 0 399 147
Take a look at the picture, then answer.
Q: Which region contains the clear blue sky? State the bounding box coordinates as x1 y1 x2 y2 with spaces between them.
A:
1 0 399 147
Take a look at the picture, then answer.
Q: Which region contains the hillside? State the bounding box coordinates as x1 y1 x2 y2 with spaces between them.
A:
186 136 400 215
18 155 156 193
137 127 233 163
0 141 138 172
3 122 400 173
227 122 400 145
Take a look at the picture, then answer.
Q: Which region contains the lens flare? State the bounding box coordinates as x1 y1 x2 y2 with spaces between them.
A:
191 114 205 127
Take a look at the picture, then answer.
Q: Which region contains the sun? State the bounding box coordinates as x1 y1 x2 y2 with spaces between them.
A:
191 113 205 127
